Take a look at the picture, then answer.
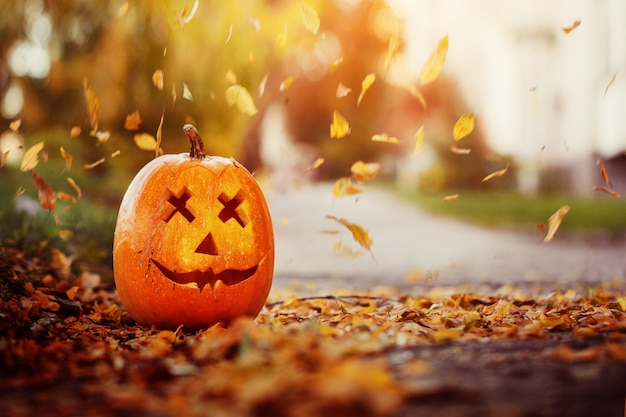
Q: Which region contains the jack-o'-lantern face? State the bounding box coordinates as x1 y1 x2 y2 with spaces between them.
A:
113 125 274 330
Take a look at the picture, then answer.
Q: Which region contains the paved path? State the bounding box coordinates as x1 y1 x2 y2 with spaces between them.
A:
267 183 626 290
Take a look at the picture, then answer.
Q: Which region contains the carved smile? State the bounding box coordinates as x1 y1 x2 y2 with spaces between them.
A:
152 259 258 290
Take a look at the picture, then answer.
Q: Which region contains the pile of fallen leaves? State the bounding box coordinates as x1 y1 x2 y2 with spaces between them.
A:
1 244 625 417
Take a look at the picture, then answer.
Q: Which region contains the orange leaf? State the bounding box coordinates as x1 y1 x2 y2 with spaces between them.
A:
357 73 375 106
543 205 570 243
332 177 363 198
56 191 77 203
152 69 164 91
592 186 620 198
482 164 509 182
83 78 100 135
330 110 350 139
596 158 612 187
60 146 72 173
351 161 380 182
20 141 44 171
420 35 448 85
70 126 82 138
562 20 581 34
30 171 56 211
124 110 143 130
453 113 475 141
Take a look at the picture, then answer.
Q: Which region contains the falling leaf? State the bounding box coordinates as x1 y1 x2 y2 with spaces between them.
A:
562 20 581 35
442 194 459 202
10 119 21 132
258 74 268 98
406 85 427 109
225 85 258 116
155 111 164 158
410 126 425 159
304 157 324 173
183 82 193 101
453 113 475 141
604 72 616 96
118 1 129 17
543 205 570 243
280 77 294 92
134 133 158 151
124 111 142 131
596 158 612 187
325 215 373 253
60 146 72 173
93 131 110 144
56 192 77 204
420 35 448 85
248 17 261 33
14 186 26 200
482 164 509 182
450 145 471 155
67 177 82 199
20 141 44 172
332 240 365 259
332 177 363 198
301 4 320 35
171 83 177 106
336 82 352 98
224 23 233 45
225 70 238 85
83 78 100 135
275 23 287 47
351 161 381 182
152 70 164 91
84 158 105 169
0 150 9 168
371 133 399 144
30 171 56 211
179 0 199 27
357 73 375 106
70 126 82 138
329 56 343 72
330 111 350 139
111 150 121 158
384 34 400 73
592 186 620 198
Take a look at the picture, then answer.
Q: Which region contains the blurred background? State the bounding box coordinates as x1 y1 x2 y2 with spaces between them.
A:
0 0 625 280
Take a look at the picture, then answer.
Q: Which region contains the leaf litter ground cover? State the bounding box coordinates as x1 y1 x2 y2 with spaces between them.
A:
1 244 625 417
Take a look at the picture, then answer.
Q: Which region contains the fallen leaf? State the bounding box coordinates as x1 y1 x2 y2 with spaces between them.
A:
301 4 320 35
442 194 459 202
357 73 376 106
225 85 258 116
134 133 158 151
10 119 21 132
592 186 620 198
604 72 616 96
83 78 100 135
326 215 373 253
330 111 350 139
152 69 164 91
450 145 471 155
543 205 570 243
70 126 82 138
617 297 626 312
409 126 425 159
66 177 82 199
336 82 352 98
453 113 475 141
562 20 581 35
371 133 399 144
351 161 381 182
20 141 44 171
30 170 56 211
60 146 72 173
482 164 509 182
124 111 143 131
183 82 193 101
84 158 105 169
304 157 324 173
420 35 448 85
596 158 612 187
332 177 363 198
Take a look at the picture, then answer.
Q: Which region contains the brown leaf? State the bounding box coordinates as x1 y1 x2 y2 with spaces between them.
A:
543 205 570 243
30 170 56 211
124 111 143 131
83 78 100 135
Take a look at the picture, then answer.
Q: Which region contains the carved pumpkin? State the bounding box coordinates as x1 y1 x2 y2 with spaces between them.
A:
113 124 274 330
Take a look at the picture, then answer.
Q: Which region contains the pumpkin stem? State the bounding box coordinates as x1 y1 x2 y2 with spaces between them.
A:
183 124 206 160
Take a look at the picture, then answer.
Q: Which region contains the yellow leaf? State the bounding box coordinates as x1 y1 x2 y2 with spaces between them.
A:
357 73 375 106
152 69 164 91
259 74 268 98
371 133 399 144
420 35 448 86
225 84 258 116
482 164 509 182
543 205 570 243
330 110 350 138
617 297 626 312
384 34 400 73
409 126 424 159
83 78 100 135
66 177 82 199
332 240 364 259
336 82 352 98
155 111 164 157
118 1 129 17
14 186 26 200
56 191 77 204
111 150 121 158
225 70 237 84
134 133 157 151
20 141 44 172
9 119 21 132
304 157 324 173
326 215 373 252
453 113 475 141
562 20 581 35
276 23 287 47
351 161 380 182
0 150 9 169
60 146 72 173
279 76 294 92
301 4 320 35
84 158 105 169
332 177 363 197
329 56 343 72
432 328 462 343
178 0 199 27
442 194 459 202
124 110 142 131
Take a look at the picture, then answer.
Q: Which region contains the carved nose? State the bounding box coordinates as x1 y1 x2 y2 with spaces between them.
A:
195 232 218 255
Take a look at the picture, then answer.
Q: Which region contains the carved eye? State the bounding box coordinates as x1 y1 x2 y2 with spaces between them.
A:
161 187 195 223
218 190 248 227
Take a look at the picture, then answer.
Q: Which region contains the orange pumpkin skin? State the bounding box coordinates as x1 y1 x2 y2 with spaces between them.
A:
113 126 274 330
